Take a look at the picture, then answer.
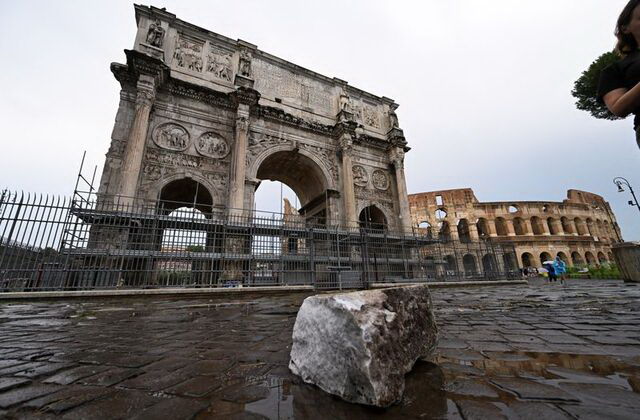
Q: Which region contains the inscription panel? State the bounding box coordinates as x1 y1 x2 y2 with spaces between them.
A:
253 58 334 115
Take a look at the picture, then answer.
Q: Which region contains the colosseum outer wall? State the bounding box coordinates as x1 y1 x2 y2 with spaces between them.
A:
408 188 623 269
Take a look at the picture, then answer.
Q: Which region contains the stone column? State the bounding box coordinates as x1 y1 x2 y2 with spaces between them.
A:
541 220 551 235
118 75 156 207
506 219 516 237
487 220 498 237
229 105 250 217
389 147 412 233
339 135 358 228
468 223 480 241
524 219 534 236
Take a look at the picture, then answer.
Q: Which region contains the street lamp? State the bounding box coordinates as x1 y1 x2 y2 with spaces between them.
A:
613 177 640 213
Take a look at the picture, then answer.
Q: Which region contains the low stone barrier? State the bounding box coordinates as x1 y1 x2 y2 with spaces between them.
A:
613 242 640 282
612 242 640 282
289 285 438 407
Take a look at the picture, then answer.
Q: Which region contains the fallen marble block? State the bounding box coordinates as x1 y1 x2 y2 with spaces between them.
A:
289 285 438 407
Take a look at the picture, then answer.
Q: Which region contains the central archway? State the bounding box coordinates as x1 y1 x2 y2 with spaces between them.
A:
253 150 332 223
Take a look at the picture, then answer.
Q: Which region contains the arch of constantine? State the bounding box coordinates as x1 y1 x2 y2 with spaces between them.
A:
409 188 623 269
97 5 412 231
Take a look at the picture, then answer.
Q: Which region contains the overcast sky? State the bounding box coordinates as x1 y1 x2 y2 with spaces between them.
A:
1 0 638 239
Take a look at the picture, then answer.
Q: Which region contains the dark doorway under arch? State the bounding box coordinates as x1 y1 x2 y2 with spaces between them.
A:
359 205 387 230
158 178 213 216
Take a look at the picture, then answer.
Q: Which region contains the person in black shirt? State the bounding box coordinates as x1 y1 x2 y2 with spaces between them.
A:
598 0 640 150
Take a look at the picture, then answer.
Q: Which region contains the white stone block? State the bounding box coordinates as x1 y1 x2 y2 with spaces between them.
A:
289 285 438 407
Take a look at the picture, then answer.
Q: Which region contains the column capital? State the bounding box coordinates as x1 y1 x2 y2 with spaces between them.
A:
338 134 353 155
232 86 261 108
135 76 156 107
124 49 169 84
388 146 405 169
235 115 249 133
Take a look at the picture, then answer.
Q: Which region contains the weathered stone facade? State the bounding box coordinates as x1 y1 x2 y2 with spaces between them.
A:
98 5 412 231
409 188 623 268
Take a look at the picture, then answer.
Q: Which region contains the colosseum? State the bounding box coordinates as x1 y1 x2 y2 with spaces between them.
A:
408 188 623 270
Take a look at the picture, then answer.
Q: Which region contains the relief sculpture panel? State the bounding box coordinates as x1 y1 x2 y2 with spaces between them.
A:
196 132 230 159
372 169 390 191
152 123 189 151
206 46 233 82
173 36 203 72
352 165 368 187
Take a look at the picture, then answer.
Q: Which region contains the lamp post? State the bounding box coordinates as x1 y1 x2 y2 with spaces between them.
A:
613 177 640 213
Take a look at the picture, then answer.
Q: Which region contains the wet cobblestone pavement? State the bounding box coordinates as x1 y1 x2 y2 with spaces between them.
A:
0 279 639 419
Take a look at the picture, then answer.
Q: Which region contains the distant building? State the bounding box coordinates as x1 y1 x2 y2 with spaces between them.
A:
409 188 622 268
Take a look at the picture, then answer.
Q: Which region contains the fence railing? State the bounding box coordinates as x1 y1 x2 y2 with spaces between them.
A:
0 190 520 292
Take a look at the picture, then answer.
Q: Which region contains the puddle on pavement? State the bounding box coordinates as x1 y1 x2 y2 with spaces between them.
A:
213 350 640 419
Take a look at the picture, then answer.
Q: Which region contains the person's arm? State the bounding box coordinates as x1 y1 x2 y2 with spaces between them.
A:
603 82 640 117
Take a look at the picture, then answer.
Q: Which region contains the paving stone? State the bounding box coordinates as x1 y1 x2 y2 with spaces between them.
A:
438 362 484 376
503 334 546 344
490 377 579 402
117 369 192 392
221 384 270 404
561 404 640 419
60 390 160 420
438 349 486 361
78 367 141 387
467 341 514 352
455 399 506 420
437 338 469 349
21 384 114 413
558 382 640 408
0 377 30 393
14 362 74 379
444 378 498 398
0 362 46 376
506 401 570 419
0 383 61 409
167 375 220 397
44 365 110 385
130 397 209 420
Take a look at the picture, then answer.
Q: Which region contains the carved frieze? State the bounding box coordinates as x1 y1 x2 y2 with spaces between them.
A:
196 132 230 159
352 165 368 187
143 164 163 181
206 46 233 82
298 143 339 183
355 185 393 202
152 123 189 151
245 133 290 168
363 105 380 128
372 169 390 191
146 149 201 168
257 106 333 136
173 36 203 72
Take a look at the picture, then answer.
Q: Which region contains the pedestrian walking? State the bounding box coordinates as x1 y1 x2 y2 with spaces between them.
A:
543 261 557 283
553 256 567 284
598 0 640 150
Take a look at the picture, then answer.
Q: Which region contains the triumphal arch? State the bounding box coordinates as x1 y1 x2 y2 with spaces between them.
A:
98 5 412 231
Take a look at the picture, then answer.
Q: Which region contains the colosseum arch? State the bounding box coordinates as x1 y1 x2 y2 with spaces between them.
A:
561 217 573 235
571 251 584 266
584 251 596 266
540 252 552 264
457 218 471 243
547 217 560 235
463 254 477 276
513 217 527 236
530 216 545 235
476 218 490 237
597 251 607 264
521 252 535 268
495 217 508 236
574 217 587 236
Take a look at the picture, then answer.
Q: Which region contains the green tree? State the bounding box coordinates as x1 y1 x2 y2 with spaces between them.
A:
572 51 622 120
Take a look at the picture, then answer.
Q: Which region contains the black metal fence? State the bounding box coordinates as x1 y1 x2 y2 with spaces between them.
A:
0 190 519 292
